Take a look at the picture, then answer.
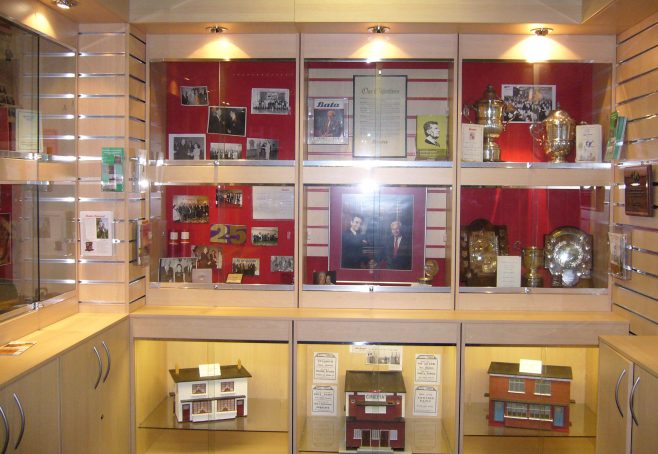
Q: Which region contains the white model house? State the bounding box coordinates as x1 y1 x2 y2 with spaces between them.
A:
169 363 251 422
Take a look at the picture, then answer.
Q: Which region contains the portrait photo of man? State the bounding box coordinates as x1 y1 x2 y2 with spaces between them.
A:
415 114 449 160
382 220 412 270
340 213 369 269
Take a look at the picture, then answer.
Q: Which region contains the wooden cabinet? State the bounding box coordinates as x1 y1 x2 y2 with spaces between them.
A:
596 336 658 454
0 360 60 454
60 320 129 454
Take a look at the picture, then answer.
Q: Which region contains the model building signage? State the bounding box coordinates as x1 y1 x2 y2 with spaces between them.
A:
169 362 251 423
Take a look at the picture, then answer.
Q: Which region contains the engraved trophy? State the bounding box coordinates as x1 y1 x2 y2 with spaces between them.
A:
463 85 512 162
522 246 544 287
530 104 576 163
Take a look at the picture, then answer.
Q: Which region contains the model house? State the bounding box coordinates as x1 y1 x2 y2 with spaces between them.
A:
169 364 251 423
487 361 572 432
345 370 406 450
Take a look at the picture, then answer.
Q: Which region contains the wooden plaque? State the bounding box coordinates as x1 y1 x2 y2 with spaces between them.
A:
624 165 654 217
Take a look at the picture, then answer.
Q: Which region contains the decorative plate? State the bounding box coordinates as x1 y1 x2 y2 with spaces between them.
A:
544 226 592 287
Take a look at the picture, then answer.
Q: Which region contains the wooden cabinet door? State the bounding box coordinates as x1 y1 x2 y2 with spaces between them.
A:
98 320 130 454
631 366 658 454
60 336 104 454
0 360 60 454
596 344 632 454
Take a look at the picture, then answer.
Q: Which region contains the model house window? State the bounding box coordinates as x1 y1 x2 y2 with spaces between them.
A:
191 382 207 395
389 430 398 441
192 400 211 415
371 430 380 440
221 381 234 392
528 404 552 421
508 377 525 393
217 398 236 412
354 429 362 440
505 402 528 418
534 380 552 395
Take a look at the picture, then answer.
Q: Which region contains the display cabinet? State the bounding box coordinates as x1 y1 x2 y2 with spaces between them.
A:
0 16 76 326
299 34 457 309
147 56 297 306
456 35 615 311
132 313 292 454
295 318 459 454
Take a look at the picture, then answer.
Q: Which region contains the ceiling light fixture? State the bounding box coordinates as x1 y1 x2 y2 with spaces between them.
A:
53 0 78 9
367 25 390 34
206 25 227 34
531 27 553 37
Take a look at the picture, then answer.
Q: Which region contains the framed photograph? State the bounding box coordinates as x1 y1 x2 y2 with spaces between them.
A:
180 86 208 106
216 188 243 207
329 186 426 283
192 245 222 269
416 115 449 161
246 138 279 160
158 257 197 283
172 195 209 223
251 88 290 115
309 98 348 145
210 142 242 160
313 270 337 285
501 84 555 123
0 213 10 266
353 75 407 158
168 134 205 160
271 255 293 272
252 227 278 246
232 258 260 276
208 106 247 136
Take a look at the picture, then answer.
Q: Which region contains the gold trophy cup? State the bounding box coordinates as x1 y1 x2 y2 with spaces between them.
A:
530 105 576 163
522 246 544 287
418 259 439 285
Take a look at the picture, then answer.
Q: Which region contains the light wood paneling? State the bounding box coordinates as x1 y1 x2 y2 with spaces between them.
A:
299 290 454 310
129 119 146 141
624 140 658 160
612 305 658 335
0 0 77 48
0 158 38 182
79 23 128 34
147 34 299 60
130 0 295 23
130 77 146 101
616 93 658 121
303 166 454 186
79 283 126 302
79 55 127 75
296 320 458 343
130 98 146 119
129 57 146 81
626 116 658 140
630 249 658 275
78 138 126 157
612 285 658 326
79 117 126 137
79 34 126 54
457 292 610 312
129 35 146 62
616 71 658 104
145 287 297 308
460 166 611 187
617 24 658 62
617 46 658 82
617 10 658 42
79 76 126 95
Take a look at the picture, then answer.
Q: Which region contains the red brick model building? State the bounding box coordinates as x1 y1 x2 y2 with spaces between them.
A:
487 361 572 432
345 370 406 450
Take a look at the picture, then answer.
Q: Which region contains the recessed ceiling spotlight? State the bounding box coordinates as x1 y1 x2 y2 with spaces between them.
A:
367 25 390 34
531 27 553 37
206 25 227 34
53 0 78 9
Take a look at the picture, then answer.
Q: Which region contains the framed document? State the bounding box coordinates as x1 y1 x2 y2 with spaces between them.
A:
353 75 407 158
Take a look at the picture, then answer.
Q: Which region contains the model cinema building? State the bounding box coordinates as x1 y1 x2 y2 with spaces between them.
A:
487 361 572 432
169 363 251 423
345 370 406 450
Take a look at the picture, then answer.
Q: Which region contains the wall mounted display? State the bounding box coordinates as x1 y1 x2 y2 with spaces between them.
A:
168 134 205 160
501 84 555 123
309 98 348 145
624 164 653 217
251 88 290 115
180 86 208 106
353 75 407 158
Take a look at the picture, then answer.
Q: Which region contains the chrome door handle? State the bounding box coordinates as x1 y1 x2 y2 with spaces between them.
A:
629 376 640 426
614 368 626 418
12 394 25 450
101 341 111 383
93 346 103 390
0 405 9 454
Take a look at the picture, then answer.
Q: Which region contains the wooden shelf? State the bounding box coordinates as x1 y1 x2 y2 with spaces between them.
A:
459 163 611 187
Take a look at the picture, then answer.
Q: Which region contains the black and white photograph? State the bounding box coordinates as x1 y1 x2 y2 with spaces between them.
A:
246 137 279 160
309 98 348 145
207 106 247 136
271 255 293 272
168 134 205 160
209 142 242 160
216 188 243 207
172 195 209 223
232 257 260 276
158 257 197 283
501 84 556 123
252 227 278 246
251 88 290 115
180 86 208 106
192 245 222 269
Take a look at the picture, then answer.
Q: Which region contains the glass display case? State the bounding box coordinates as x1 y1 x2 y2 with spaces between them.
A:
0 17 76 323
295 320 459 454
135 338 290 454
462 345 599 454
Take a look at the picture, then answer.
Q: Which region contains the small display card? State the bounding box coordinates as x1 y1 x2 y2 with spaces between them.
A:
519 359 543 374
198 363 221 377
311 385 337 416
496 255 521 287
575 124 602 162
313 352 338 382
415 354 441 384
461 124 484 162
413 386 439 417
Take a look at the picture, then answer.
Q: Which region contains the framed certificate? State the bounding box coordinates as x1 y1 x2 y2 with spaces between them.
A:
353 75 407 158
